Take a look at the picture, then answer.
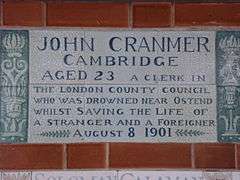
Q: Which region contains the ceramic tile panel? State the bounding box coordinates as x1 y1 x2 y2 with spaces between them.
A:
1 171 239 180
0 29 239 143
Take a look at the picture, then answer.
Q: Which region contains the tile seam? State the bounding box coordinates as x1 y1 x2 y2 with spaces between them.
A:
106 143 110 169
129 1 133 28
235 144 238 169
1 0 3 26
191 144 196 168
63 144 68 169
42 0 47 27
171 0 175 27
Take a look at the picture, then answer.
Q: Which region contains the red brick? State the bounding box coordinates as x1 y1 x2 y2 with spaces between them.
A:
110 143 191 168
67 143 106 169
3 1 44 26
47 2 128 27
175 3 240 26
133 3 171 27
0 144 64 169
195 143 235 169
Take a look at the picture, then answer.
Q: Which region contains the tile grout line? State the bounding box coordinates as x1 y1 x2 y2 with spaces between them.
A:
235 144 238 169
63 144 68 169
129 1 133 28
42 0 47 27
170 0 175 27
191 144 196 168
1 0 3 26
105 143 110 169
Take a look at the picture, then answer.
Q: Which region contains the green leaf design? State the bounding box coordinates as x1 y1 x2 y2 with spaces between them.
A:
38 130 71 138
175 129 205 137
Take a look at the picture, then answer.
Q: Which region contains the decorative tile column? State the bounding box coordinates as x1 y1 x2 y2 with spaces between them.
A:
216 32 240 142
0 30 29 143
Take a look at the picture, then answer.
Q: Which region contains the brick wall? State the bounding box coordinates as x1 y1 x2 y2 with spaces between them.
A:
0 0 239 170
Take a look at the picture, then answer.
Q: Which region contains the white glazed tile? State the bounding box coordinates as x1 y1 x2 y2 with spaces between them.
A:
202 172 232 180
118 171 203 180
32 171 117 180
1 172 31 180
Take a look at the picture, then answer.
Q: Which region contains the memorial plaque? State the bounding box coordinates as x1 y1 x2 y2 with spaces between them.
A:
0 29 239 143
0 171 117 180
203 172 232 180
1 171 240 180
118 171 203 180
